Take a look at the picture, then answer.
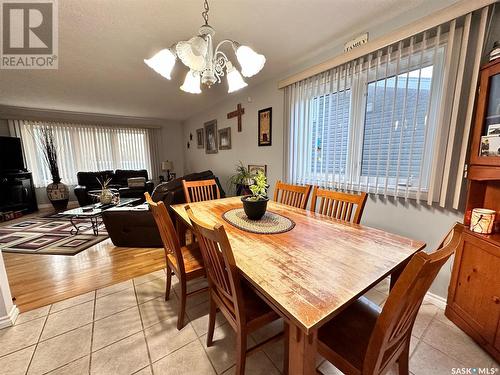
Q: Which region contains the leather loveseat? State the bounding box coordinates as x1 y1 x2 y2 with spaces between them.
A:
101 170 225 248
74 169 154 206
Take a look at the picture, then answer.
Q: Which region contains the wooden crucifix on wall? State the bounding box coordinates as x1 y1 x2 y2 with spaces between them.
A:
227 103 245 132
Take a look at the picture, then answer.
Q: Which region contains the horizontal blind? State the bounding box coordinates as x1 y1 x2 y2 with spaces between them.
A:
284 8 488 208
9 120 153 187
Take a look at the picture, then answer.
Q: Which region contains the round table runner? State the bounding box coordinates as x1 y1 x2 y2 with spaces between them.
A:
222 208 295 234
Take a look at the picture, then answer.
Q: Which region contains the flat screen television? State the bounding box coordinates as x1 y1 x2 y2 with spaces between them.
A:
0 136 25 172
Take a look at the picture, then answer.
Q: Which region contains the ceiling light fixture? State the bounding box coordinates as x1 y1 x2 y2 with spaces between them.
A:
144 0 266 94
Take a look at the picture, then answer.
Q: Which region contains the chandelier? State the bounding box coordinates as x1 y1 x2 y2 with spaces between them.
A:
144 0 266 94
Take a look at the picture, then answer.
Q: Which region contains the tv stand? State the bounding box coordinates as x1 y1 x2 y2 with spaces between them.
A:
0 171 38 214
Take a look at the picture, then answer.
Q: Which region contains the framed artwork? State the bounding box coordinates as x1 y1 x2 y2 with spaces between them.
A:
204 120 218 154
218 127 231 150
258 107 272 146
196 128 204 148
248 164 267 177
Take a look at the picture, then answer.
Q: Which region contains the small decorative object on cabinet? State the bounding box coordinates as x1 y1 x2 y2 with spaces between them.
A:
445 58 500 363
38 126 69 211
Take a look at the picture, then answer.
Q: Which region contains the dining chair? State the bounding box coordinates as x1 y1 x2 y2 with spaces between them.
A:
145 192 207 330
310 187 368 224
182 179 221 203
273 180 312 209
185 205 283 375
316 223 463 375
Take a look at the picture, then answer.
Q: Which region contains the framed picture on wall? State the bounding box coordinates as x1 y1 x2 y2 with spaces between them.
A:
218 127 231 150
248 164 267 177
258 107 272 146
196 128 204 148
204 120 218 154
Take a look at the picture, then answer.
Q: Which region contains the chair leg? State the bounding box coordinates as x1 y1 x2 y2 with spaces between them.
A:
165 266 172 301
283 321 289 375
177 280 187 330
235 331 247 375
398 340 410 375
206 296 217 347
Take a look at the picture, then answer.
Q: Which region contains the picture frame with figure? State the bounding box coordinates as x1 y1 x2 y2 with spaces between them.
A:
204 120 218 154
258 107 272 146
248 164 267 177
218 127 231 150
196 128 204 148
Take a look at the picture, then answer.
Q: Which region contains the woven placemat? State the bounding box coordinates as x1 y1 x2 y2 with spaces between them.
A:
222 208 295 234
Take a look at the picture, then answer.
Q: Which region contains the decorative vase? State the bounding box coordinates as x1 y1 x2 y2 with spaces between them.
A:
100 188 114 205
241 196 269 220
46 180 69 211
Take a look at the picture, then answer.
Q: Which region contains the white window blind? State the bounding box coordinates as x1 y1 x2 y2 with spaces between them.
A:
284 9 487 208
9 120 154 187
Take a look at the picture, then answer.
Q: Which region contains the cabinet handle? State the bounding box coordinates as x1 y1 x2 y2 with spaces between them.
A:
493 296 500 304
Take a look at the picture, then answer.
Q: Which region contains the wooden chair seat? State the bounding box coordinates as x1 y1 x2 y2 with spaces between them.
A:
318 297 381 374
166 243 205 278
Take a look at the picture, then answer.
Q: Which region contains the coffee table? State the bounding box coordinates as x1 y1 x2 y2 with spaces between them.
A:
60 197 142 236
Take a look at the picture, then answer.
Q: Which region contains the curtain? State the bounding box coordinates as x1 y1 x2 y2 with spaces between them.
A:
8 120 156 188
283 7 489 208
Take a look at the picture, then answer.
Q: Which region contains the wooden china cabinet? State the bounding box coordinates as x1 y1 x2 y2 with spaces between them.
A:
445 59 500 363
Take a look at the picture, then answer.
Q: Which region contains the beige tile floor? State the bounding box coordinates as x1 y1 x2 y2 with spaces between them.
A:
0 270 498 375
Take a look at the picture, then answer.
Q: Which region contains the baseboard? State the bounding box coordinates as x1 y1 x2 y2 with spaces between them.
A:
37 200 78 210
0 305 19 329
424 292 447 309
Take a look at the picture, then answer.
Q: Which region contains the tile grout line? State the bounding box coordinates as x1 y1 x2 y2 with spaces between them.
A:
195 334 219 375
23 307 51 375
133 277 156 375
88 290 97 375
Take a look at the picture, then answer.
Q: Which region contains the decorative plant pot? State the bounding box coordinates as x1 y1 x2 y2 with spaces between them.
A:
46 181 69 211
100 188 114 205
241 196 269 220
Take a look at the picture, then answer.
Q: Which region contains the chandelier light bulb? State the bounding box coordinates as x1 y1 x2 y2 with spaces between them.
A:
144 49 177 80
226 62 248 93
236 45 266 77
180 70 202 94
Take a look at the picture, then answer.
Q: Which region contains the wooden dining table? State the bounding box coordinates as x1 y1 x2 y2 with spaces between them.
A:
171 197 426 375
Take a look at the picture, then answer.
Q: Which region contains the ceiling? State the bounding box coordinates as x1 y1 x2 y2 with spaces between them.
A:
0 0 459 122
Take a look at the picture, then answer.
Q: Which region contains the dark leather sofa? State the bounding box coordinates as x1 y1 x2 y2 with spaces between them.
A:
102 170 225 248
74 169 154 206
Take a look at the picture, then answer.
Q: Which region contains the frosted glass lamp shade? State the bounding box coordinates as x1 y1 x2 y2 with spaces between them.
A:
226 62 247 93
236 45 266 77
176 36 208 71
144 49 176 80
180 70 202 94
161 160 173 171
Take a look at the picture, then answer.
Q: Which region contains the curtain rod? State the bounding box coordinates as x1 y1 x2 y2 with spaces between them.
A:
277 0 495 89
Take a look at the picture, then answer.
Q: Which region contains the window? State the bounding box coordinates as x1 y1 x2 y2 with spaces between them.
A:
14 121 153 187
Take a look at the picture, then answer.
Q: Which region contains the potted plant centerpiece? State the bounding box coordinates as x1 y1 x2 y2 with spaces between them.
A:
229 161 253 195
241 171 269 220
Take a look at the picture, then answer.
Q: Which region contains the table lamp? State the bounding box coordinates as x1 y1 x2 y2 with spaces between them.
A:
161 160 174 181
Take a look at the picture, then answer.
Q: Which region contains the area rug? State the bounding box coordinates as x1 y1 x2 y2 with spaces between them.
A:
0 216 108 255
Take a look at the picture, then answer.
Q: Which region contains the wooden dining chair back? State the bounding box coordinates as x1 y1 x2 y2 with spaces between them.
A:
182 179 220 203
310 187 368 224
145 192 206 330
185 205 244 327
363 223 463 374
273 180 312 209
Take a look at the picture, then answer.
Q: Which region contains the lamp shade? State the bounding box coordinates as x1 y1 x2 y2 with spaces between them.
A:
180 70 202 94
236 45 266 77
161 160 174 171
176 36 208 72
144 49 176 80
226 62 247 93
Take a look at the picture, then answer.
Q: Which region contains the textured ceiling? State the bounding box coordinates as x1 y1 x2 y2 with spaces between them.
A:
0 0 459 121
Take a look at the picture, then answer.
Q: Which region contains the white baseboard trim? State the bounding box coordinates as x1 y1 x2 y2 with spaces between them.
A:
424 292 447 310
0 305 19 329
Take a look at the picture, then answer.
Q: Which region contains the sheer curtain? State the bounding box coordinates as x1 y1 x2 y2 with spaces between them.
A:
283 8 488 208
8 120 156 187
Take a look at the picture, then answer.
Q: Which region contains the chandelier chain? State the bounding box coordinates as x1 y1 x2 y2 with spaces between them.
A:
202 0 209 25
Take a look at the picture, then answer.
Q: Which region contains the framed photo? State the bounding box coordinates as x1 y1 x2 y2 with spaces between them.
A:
248 164 267 177
218 127 231 150
480 135 500 156
196 128 204 148
487 123 500 135
258 107 272 146
204 120 218 154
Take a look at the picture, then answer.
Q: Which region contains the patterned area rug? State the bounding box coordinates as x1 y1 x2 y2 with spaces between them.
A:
0 216 108 255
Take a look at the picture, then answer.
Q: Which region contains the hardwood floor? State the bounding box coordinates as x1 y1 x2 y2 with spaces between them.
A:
3 237 166 313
